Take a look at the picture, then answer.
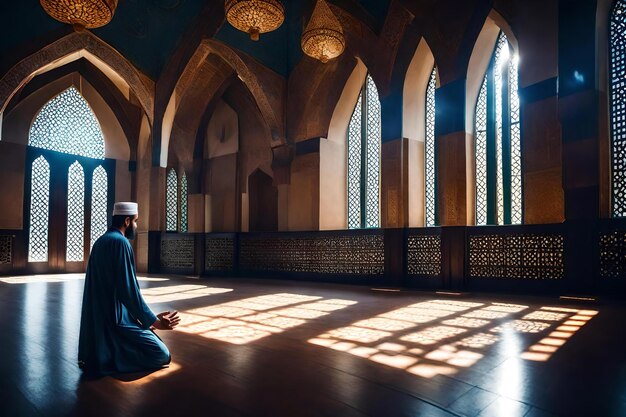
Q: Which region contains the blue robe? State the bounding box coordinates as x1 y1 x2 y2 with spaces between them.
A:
78 229 170 375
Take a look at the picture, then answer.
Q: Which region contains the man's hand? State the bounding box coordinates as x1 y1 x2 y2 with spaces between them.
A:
152 311 180 330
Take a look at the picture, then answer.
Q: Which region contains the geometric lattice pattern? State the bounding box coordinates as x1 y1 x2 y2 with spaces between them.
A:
161 236 194 270
347 74 380 229
66 161 85 262
205 236 235 272
0 235 12 265
28 156 50 262
475 78 488 225
425 67 437 227
180 173 188 233
610 1 626 217
475 31 521 225
166 168 178 232
600 231 626 279
407 233 441 276
494 33 507 225
469 233 564 280
347 91 362 229
364 75 381 228
90 165 108 250
239 233 385 275
510 55 522 224
28 87 105 160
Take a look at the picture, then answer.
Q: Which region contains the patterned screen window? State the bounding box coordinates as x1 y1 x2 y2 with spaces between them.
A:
166 168 178 232
91 166 108 250
66 161 85 262
29 87 105 160
28 156 50 262
610 0 626 217
425 67 437 227
474 31 522 225
180 173 188 233
347 74 381 229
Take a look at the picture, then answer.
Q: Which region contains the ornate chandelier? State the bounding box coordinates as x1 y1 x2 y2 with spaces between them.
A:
225 0 285 41
301 0 345 63
39 0 118 31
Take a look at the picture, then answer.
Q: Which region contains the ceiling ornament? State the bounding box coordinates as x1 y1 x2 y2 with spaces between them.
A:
39 0 118 32
225 0 285 41
301 0 345 63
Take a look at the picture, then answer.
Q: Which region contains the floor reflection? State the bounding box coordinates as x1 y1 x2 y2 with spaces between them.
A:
309 299 598 379
175 294 357 345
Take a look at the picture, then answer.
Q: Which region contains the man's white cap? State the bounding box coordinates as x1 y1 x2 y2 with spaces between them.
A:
112 202 138 216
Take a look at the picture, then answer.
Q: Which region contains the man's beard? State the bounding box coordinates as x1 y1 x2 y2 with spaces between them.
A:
125 224 136 240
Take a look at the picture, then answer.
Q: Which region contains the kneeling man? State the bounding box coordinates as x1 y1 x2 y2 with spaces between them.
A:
78 202 180 376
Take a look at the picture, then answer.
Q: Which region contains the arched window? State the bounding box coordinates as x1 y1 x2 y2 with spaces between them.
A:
66 161 85 262
347 74 381 229
180 173 188 233
28 156 50 262
91 166 108 250
29 87 105 159
475 32 522 225
610 0 626 216
425 67 437 226
166 168 178 232
26 86 111 266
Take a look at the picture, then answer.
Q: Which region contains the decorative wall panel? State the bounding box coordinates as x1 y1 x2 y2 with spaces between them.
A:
205 237 234 272
160 237 194 270
600 231 626 279
0 236 12 265
407 233 441 276
469 233 564 280
610 0 626 216
240 234 384 275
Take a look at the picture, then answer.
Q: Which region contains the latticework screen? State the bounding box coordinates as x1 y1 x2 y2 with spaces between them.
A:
91 166 108 250
475 78 488 225
29 87 105 160
347 74 381 229
166 168 178 232
28 156 50 262
180 173 188 233
610 0 626 217
66 161 85 262
474 31 521 225
347 91 363 229
425 67 437 227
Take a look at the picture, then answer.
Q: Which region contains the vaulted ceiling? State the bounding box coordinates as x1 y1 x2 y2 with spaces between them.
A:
0 0 390 80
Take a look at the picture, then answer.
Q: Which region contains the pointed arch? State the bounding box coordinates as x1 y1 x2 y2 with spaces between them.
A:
403 38 439 227
468 14 522 225
0 31 153 124
29 87 105 159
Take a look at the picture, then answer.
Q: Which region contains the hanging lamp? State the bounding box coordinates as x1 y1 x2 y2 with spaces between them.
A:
39 0 118 32
301 0 345 63
225 0 285 41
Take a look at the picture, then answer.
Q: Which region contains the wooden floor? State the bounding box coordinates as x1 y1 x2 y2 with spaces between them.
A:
1 274 625 417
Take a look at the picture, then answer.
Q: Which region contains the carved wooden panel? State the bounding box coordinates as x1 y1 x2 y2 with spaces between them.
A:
160 237 194 270
469 234 564 280
205 237 234 272
239 234 384 275
407 234 441 276
0 235 12 265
